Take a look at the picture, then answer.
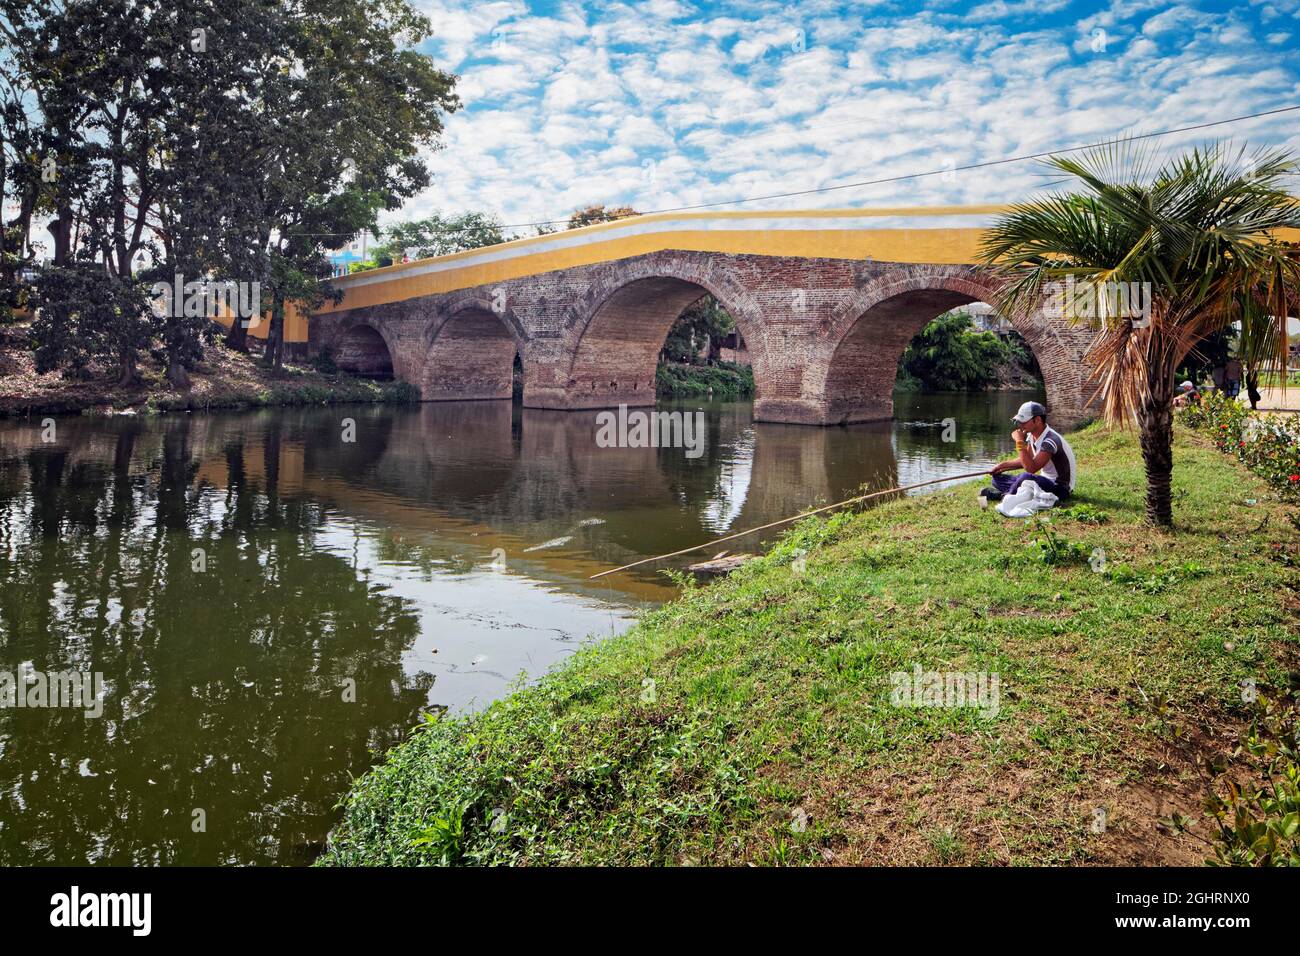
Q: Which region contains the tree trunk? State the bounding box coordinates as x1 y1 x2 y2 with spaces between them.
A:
225 314 249 352
1138 363 1176 528
117 349 140 388
157 423 191 531
166 358 191 390
265 298 285 374
0 140 6 278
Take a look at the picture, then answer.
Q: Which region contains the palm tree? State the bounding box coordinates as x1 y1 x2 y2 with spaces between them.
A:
980 144 1300 526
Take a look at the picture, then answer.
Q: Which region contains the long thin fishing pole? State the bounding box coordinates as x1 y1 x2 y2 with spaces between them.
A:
589 468 991 579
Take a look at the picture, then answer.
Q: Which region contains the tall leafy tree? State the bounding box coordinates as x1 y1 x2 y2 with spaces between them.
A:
4 0 458 382
231 0 459 372
372 211 504 262
0 4 46 315
661 295 734 365
72 0 170 385
897 310 1018 392
981 144 1300 526
2 0 103 371
146 0 294 379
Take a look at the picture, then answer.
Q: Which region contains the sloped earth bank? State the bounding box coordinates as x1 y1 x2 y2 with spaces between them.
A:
0 326 414 418
319 424 1298 866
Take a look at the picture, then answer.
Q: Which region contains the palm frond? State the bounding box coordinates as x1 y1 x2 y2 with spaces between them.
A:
979 140 1300 426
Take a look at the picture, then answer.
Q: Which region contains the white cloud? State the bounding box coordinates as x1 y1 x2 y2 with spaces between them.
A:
397 0 1300 233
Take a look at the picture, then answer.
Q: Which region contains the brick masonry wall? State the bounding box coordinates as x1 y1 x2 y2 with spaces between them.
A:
333 326 395 378
309 252 1101 429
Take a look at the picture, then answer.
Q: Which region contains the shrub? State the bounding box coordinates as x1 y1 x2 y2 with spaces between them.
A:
387 381 421 403
655 361 754 399
1025 518 1091 566
1178 391 1299 501
1203 690 1300 866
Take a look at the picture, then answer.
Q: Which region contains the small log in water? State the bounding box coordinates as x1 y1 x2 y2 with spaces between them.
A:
687 553 756 576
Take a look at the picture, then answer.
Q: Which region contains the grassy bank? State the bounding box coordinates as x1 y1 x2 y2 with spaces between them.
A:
0 326 417 418
320 423 1299 866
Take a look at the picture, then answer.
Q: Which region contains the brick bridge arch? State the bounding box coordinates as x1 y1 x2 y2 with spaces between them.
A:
808 265 1098 427
542 252 771 410
421 290 526 401
308 228 1104 427
323 320 399 379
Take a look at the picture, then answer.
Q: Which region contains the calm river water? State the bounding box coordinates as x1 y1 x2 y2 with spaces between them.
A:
0 389 1039 864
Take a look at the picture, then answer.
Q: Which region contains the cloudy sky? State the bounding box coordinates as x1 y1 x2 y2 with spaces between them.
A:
399 0 1300 234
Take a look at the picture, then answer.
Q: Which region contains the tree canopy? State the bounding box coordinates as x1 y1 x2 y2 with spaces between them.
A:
566 204 640 230
897 310 1023 392
371 212 505 263
0 0 459 379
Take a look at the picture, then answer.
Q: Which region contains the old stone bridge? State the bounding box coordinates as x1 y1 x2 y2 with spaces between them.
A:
308 207 1101 427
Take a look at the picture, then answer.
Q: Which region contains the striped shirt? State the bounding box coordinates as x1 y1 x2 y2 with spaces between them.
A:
1029 426 1076 493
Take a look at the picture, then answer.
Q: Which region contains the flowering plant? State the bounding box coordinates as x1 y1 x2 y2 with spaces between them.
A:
1177 391 1299 501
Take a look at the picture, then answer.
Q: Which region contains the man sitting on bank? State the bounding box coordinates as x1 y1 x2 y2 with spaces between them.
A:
979 401 1076 506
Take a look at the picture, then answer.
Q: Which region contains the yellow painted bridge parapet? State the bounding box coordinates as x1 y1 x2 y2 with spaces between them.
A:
222 207 1300 346
315 205 1013 316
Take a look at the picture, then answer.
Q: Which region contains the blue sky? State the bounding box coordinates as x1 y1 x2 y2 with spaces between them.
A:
403 0 1300 231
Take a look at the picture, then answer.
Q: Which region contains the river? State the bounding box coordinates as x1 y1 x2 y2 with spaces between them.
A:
0 388 1040 864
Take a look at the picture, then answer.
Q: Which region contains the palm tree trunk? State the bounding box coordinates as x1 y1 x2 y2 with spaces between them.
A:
1139 367 1175 527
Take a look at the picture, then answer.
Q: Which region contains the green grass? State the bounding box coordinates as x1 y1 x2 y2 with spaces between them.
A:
1258 369 1300 388
319 424 1299 866
141 370 419 414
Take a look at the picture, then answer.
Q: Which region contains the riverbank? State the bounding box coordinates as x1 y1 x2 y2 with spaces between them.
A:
0 326 416 418
655 361 754 399
320 422 1298 866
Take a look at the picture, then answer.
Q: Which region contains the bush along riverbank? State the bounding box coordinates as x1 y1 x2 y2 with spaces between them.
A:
0 329 418 419
894 311 1041 393
1177 390 1300 501
655 361 754 399
320 423 1299 866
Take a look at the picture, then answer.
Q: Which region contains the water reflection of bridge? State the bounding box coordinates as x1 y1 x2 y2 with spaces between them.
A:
287 402 901 582
1 395 1028 597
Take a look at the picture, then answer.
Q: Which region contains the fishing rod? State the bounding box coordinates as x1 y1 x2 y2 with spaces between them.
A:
589 468 992 580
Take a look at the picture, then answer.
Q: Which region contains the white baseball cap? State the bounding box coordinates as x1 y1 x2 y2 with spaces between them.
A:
1011 401 1048 423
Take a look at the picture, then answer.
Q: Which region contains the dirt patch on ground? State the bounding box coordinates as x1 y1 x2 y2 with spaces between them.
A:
740 683 1243 867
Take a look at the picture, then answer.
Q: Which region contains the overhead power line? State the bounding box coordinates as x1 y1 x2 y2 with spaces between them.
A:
293 103 1300 239
487 103 1300 229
